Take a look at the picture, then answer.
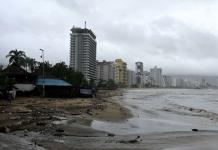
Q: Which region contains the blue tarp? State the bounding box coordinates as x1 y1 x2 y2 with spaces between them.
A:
36 79 72 87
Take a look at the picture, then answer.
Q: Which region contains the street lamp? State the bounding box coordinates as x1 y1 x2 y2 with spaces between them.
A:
39 49 45 97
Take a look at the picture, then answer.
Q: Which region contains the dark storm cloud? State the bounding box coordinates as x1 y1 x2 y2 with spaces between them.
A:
1 0 218 75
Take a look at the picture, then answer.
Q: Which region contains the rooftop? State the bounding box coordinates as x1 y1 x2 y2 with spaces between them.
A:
71 27 96 39
1 64 29 75
36 78 72 87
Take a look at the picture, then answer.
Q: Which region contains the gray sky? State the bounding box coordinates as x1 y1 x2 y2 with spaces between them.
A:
1 0 218 75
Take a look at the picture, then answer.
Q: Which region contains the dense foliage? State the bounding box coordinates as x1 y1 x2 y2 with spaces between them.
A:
4 50 87 87
0 65 3 71
51 62 87 86
25 57 38 73
97 79 117 89
0 74 15 98
35 61 87 86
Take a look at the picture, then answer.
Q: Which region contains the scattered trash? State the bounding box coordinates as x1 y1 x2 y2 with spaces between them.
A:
71 112 81 115
86 109 93 115
4 127 10 133
56 128 64 133
119 136 140 144
107 133 115 137
36 122 46 126
192 129 199 132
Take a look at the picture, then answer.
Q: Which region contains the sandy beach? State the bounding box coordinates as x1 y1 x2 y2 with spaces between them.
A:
1 89 218 150
0 89 133 150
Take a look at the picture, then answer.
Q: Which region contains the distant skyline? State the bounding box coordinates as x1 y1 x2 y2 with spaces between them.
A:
1 0 218 76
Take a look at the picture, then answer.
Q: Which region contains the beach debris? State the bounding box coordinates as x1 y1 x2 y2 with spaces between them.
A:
107 133 115 137
86 109 93 115
56 128 64 133
9 116 21 120
192 128 199 132
0 126 10 133
71 112 81 115
119 136 140 144
4 127 10 133
163 108 171 112
55 128 65 138
54 132 63 138
36 122 46 126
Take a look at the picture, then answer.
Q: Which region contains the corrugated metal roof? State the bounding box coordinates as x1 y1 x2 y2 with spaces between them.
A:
36 79 72 86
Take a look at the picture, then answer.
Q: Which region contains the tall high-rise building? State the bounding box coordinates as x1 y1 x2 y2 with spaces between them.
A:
96 60 115 81
163 75 173 88
150 66 163 87
127 70 136 87
115 59 127 85
70 26 97 81
135 62 143 87
143 71 151 87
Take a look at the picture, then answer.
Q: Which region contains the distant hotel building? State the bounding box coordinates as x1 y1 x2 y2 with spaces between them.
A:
115 59 127 85
135 62 143 87
150 66 163 87
163 75 173 88
70 26 97 81
127 70 135 87
143 71 151 86
96 60 115 81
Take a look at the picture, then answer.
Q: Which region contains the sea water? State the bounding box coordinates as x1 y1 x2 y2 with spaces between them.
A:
92 89 218 135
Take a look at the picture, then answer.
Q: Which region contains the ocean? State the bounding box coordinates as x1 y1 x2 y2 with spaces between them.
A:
92 89 218 135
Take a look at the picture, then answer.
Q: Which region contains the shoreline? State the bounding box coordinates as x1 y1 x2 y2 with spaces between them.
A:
90 89 132 122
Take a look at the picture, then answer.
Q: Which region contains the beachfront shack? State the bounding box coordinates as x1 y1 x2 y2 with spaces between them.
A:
1 64 36 95
35 78 74 97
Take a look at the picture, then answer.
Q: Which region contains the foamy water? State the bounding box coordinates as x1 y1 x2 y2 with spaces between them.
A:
92 89 218 135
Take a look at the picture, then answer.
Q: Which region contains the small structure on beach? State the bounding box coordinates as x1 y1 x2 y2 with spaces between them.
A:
1 64 36 95
35 78 74 97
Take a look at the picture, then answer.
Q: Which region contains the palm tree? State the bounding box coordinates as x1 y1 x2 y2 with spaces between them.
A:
25 57 38 73
6 49 26 67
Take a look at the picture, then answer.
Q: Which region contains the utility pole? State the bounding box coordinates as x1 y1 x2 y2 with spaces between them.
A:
39 49 45 97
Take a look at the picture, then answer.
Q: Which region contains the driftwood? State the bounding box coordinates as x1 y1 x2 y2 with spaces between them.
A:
119 136 141 144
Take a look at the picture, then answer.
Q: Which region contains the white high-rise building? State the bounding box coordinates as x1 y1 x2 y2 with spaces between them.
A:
150 66 163 87
70 26 97 81
96 60 115 81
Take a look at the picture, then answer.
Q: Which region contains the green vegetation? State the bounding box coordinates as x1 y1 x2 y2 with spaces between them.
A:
3 49 87 87
51 61 87 86
0 74 15 98
98 79 117 89
37 61 53 74
25 57 38 73
0 64 3 71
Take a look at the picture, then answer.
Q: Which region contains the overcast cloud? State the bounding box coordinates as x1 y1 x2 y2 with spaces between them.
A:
1 0 218 75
